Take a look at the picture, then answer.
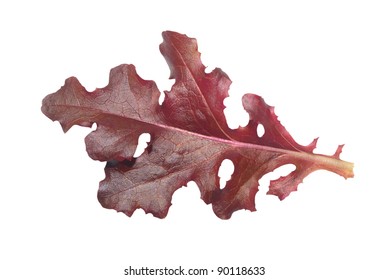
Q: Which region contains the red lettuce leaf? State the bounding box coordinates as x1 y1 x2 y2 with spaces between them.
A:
41 31 354 219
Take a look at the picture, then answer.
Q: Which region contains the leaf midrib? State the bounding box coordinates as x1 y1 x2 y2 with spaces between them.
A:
47 102 353 177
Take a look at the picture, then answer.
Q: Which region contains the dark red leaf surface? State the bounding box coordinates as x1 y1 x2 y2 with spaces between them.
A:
42 31 354 219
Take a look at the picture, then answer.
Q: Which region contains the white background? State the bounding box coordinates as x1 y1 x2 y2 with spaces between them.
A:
1 1 388 279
